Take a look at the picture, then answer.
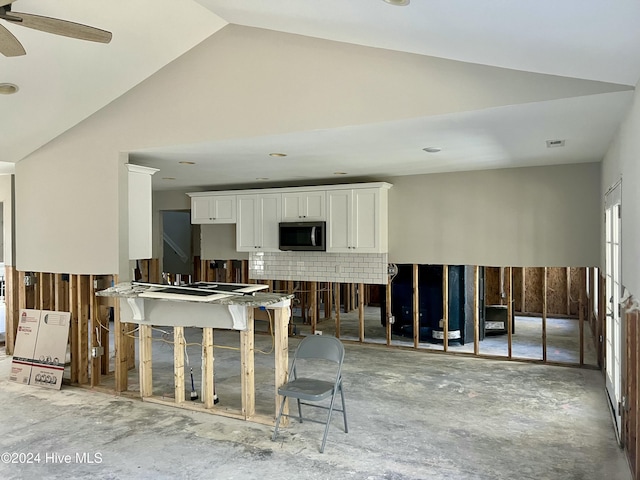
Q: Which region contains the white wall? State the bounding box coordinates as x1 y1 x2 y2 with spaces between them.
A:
12 25 620 276
602 78 640 298
387 163 600 267
193 163 600 270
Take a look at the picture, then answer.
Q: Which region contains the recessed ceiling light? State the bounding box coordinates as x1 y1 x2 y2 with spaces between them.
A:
178 161 196 165
162 177 176 180
423 147 441 153
333 171 348 175
256 177 269 181
0 83 19 95
383 0 410 5
269 153 287 157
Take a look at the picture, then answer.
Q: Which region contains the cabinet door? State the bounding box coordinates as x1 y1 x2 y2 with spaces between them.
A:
236 195 258 251
352 188 379 252
237 194 281 251
326 189 351 252
282 191 326 221
191 195 236 224
211 195 236 223
301 191 325 220
282 193 303 221
191 196 214 223
258 193 282 251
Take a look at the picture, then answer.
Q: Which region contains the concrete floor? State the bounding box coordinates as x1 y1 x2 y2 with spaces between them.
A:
0 329 631 480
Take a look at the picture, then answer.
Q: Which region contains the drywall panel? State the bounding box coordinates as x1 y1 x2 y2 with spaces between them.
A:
15 139 120 275
602 77 640 300
387 163 600 267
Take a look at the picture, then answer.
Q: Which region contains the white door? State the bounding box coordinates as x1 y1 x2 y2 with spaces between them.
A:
604 181 622 442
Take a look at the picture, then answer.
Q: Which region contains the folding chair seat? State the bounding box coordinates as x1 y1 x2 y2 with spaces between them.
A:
272 335 348 453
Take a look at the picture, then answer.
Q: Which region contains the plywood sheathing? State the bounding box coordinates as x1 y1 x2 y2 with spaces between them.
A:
569 267 583 317
524 268 544 314
484 267 503 306
546 267 568 315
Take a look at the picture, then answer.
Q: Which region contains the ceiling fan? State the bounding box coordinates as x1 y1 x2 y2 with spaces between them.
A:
0 0 112 57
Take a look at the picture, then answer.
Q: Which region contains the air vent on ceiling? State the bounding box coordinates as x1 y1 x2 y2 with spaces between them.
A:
546 139 566 148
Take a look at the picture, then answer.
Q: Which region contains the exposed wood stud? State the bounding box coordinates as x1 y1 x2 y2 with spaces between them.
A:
521 267 526 313
443 265 449 353
139 324 153 398
507 267 513 359
77 275 90 385
173 326 186 404
413 264 419 348
359 283 365 343
114 274 128 393
274 306 289 425
68 274 78 383
335 283 341 339
542 267 548 363
310 281 317 334
579 267 585 366
473 266 480 356
90 275 101 387
4 267 19 355
566 267 571 316
239 311 255 418
202 327 215 409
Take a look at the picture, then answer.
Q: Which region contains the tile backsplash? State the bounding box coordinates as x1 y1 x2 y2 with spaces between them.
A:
249 251 388 284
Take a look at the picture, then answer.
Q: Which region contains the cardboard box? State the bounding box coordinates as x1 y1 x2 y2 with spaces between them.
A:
30 311 70 389
9 310 71 389
9 309 42 385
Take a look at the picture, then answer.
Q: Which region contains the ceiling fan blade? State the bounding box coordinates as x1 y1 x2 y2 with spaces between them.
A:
7 11 112 43
0 22 25 56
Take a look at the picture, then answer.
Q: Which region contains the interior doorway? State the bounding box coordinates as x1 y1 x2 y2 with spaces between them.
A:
162 211 193 278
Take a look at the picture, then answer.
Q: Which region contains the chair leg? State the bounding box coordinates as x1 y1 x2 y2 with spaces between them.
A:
297 398 303 423
340 384 348 433
319 393 339 453
272 395 287 441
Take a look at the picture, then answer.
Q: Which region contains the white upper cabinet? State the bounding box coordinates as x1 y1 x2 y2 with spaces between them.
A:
190 194 236 224
327 186 389 253
282 191 326 221
236 193 281 252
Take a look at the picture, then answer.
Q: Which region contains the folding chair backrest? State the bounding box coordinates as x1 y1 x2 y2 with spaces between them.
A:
294 335 344 364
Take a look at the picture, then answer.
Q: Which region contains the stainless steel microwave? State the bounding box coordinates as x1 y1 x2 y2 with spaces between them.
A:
279 221 326 251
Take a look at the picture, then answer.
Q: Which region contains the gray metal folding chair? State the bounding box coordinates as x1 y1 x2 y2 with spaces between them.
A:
272 335 348 453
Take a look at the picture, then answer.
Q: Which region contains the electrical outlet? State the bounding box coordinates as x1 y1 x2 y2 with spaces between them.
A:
314 330 323 335
91 346 104 358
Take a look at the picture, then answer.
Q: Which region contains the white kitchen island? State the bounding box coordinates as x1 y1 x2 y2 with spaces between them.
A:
97 282 293 425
